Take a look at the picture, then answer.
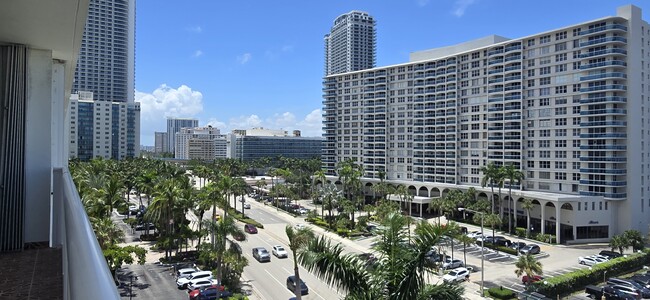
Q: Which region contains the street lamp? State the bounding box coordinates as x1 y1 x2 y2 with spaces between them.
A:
458 207 485 296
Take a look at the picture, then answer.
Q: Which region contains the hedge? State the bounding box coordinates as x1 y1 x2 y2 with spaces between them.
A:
530 249 650 298
487 287 516 299
227 208 264 229
481 242 519 256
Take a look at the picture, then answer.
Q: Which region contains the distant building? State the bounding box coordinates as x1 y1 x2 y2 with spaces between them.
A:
231 128 322 161
324 10 376 76
167 117 198 153
154 132 168 153
68 91 140 160
175 126 228 160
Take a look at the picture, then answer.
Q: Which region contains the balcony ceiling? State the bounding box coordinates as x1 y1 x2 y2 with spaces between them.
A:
0 0 89 88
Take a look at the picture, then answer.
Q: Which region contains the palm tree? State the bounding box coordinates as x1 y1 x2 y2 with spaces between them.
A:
494 167 505 220
320 183 341 229
147 179 181 259
286 225 315 299
100 174 124 218
456 234 475 267
337 159 363 229
255 179 267 196
298 212 464 300
503 164 524 233
609 234 628 255
521 199 534 238
514 254 543 285
623 230 645 251
480 162 500 214
482 213 502 245
203 215 246 299
92 217 124 249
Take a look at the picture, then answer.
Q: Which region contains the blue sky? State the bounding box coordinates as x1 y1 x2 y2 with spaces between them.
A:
135 0 649 145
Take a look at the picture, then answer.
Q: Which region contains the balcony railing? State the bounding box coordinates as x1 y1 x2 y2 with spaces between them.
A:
53 168 120 300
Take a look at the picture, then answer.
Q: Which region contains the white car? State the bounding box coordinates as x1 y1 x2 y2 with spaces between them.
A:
177 267 198 279
443 267 470 283
466 231 482 239
298 208 309 215
176 270 213 289
243 203 251 209
578 256 601 266
187 278 216 291
592 254 610 262
294 223 307 230
272 245 288 258
475 235 491 243
442 258 464 270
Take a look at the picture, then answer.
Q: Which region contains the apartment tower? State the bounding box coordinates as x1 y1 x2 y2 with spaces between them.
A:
324 10 376 76
323 5 650 243
167 117 199 153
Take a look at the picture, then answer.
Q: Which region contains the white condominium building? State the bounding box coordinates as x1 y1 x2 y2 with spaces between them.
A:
167 117 199 153
175 126 228 160
322 5 650 243
324 10 376 76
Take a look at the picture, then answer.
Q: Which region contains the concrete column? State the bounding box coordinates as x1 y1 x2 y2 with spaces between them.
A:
420 203 423 218
540 201 546 235
513 198 518 227
555 203 561 244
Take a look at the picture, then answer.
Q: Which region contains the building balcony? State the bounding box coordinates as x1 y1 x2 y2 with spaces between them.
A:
579 60 626 70
579 156 627 162
579 48 627 58
579 179 627 186
580 120 627 127
579 144 627 150
579 36 627 47
578 24 627 36
580 96 627 104
580 168 627 174
580 132 627 138
580 84 627 93
580 72 627 81
505 44 522 52
580 108 627 115
579 191 626 199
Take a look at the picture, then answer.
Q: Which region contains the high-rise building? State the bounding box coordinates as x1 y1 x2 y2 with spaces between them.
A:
73 0 135 103
324 10 376 76
175 126 228 160
154 132 168 153
68 91 140 160
167 117 199 153
323 5 650 243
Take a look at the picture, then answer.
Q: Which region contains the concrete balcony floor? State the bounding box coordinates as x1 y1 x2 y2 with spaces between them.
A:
0 244 62 299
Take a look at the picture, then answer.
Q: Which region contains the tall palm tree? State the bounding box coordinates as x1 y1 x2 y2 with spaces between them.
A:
609 234 628 254
456 234 475 267
298 212 464 300
514 254 543 285
147 179 181 259
319 183 341 228
503 164 524 233
521 199 534 238
481 213 502 245
337 160 363 229
494 167 505 220
92 217 124 249
101 174 124 218
286 225 315 299
203 215 246 299
480 163 500 214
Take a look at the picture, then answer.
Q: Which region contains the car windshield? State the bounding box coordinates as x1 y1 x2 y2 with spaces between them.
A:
449 271 459 276
276 247 284 251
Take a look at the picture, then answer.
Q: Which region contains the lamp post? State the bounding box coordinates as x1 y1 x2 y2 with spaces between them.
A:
458 207 485 296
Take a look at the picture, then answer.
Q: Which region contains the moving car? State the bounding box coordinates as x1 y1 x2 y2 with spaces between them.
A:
519 244 541 255
272 245 288 258
294 223 306 230
244 224 258 234
177 271 213 289
252 247 271 262
286 275 309 295
243 203 251 209
442 267 470 283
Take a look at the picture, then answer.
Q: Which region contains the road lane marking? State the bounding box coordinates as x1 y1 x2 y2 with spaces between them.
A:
264 269 294 297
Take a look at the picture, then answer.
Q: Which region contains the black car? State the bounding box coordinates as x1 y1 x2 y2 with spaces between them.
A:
519 244 541 255
135 223 155 230
599 250 623 259
630 275 650 289
193 286 233 300
286 275 309 295
509 241 527 250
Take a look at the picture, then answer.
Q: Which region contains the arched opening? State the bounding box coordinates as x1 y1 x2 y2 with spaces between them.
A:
418 186 429 197
430 187 441 198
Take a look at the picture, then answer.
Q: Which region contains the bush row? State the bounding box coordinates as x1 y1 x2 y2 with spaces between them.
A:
530 249 650 297
487 286 516 299
481 242 519 256
227 208 264 229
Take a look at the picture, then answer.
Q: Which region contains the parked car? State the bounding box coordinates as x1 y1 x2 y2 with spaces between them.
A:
578 256 601 266
522 275 544 285
177 271 213 289
272 245 288 258
466 231 482 239
585 285 637 300
298 208 309 215
609 284 647 299
592 255 610 262
520 244 541 255
442 267 470 283
294 223 307 230
135 223 155 231
607 278 650 298
476 235 492 243
510 242 527 251
244 224 258 234
177 267 199 279
630 275 650 289
252 247 271 262
286 275 309 295
243 203 251 209
188 285 232 300
599 250 623 259
187 278 217 291
442 258 464 270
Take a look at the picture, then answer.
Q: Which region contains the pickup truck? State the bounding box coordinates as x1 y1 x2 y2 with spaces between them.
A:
585 285 637 300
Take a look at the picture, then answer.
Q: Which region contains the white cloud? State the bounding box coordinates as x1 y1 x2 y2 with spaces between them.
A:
452 0 476 17
136 84 203 143
205 118 227 130
296 109 323 137
417 0 430 7
229 115 263 129
193 50 203 58
186 26 202 33
199 109 323 139
237 53 252 64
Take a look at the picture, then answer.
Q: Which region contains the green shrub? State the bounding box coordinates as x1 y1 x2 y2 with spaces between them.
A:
483 243 518 255
336 228 349 237
487 286 516 299
515 227 526 238
530 249 650 298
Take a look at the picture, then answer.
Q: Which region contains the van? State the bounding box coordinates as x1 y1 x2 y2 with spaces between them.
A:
177 267 198 279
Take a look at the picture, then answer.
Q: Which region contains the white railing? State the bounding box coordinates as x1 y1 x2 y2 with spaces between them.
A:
53 168 120 300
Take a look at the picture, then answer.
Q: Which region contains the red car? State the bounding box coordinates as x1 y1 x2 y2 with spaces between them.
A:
244 224 258 234
522 275 544 285
188 285 228 299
